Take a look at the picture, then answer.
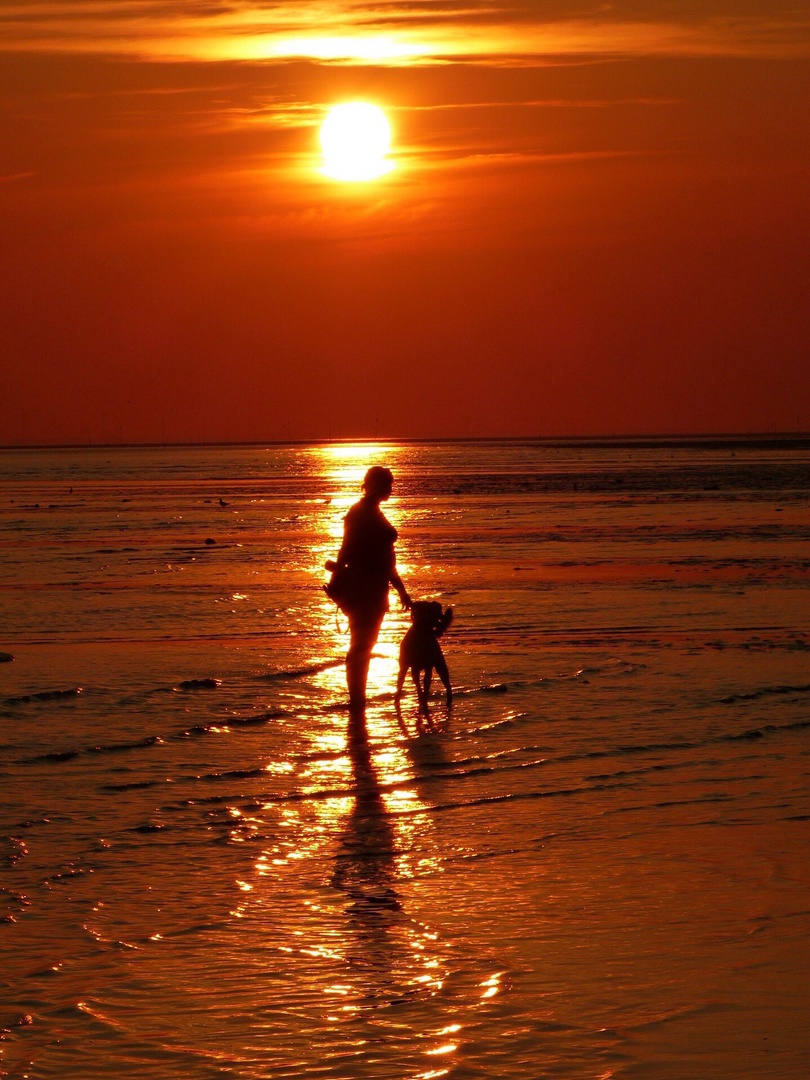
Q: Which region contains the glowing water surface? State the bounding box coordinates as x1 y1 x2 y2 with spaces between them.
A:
1 439 809 1078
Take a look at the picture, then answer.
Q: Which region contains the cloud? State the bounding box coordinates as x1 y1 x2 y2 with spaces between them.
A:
0 1 807 62
0 166 35 176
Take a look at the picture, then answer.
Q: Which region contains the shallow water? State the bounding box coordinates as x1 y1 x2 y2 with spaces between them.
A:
1 439 809 1078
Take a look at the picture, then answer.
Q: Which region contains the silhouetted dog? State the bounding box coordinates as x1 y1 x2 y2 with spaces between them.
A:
395 601 453 710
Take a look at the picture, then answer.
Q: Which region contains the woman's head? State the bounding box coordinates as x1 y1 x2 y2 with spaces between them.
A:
363 465 394 502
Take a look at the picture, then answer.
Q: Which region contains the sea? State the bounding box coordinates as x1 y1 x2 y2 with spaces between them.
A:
1 438 809 1080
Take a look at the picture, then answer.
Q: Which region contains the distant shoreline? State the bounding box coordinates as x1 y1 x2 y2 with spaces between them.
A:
1 433 810 453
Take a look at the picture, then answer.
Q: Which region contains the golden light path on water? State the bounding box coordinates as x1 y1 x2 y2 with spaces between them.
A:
219 443 501 1073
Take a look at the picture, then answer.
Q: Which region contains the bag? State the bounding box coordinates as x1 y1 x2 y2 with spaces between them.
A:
323 559 361 615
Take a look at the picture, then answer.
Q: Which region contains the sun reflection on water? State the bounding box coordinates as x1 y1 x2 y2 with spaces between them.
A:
224 441 475 1063
230 718 452 1026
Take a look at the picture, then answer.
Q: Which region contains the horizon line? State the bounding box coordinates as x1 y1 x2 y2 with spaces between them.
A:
2 431 809 452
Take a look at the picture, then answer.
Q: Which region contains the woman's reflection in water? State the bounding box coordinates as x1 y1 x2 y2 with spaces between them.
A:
331 710 451 907
330 713 453 1006
331 715 400 955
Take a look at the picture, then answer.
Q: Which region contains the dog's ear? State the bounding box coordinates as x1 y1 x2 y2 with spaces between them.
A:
436 606 453 636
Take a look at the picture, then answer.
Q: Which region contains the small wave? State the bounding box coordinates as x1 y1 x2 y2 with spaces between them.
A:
46 864 92 885
621 1001 730 1033
197 765 269 783
83 734 165 754
259 659 346 680
0 885 31 925
457 663 635 700
479 683 509 695
24 710 287 766
71 998 251 1070
585 760 699 782
396 779 635 817
651 792 736 809
25 735 165 764
722 683 810 704
177 678 220 691
440 717 807 781
0 836 28 867
469 713 530 732
559 718 808 767
180 709 286 737
3 686 82 706
104 779 162 792
113 677 223 706
122 676 221 700
146 785 358 813
82 924 141 951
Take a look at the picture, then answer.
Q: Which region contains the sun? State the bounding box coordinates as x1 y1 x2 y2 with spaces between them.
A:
319 102 392 182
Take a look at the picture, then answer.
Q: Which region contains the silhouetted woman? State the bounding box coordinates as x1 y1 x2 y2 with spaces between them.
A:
337 466 410 714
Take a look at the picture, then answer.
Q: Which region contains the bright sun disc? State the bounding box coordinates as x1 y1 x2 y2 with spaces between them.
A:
319 102 392 181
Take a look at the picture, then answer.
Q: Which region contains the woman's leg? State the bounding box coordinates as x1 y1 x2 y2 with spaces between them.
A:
346 611 384 712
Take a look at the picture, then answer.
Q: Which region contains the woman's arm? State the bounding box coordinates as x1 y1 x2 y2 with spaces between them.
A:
390 569 411 609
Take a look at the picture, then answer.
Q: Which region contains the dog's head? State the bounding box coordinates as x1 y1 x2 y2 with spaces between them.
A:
410 600 452 635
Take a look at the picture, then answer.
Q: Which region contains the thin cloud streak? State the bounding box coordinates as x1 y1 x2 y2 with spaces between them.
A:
0 1 807 61
0 170 36 182
402 98 684 111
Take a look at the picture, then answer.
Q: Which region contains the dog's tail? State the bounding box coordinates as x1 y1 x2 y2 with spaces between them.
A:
436 607 453 637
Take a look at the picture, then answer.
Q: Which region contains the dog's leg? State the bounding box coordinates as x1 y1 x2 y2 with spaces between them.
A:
434 654 452 706
395 661 407 702
394 696 409 736
412 667 428 712
423 667 433 702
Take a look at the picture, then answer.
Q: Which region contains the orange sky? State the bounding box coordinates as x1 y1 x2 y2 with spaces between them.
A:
1 1 808 443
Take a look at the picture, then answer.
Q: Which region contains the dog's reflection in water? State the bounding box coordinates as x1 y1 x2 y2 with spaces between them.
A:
397 702 452 824
395 695 450 738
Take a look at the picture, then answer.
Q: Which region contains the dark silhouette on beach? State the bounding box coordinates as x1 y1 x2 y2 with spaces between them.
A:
325 466 411 715
395 600 453 712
